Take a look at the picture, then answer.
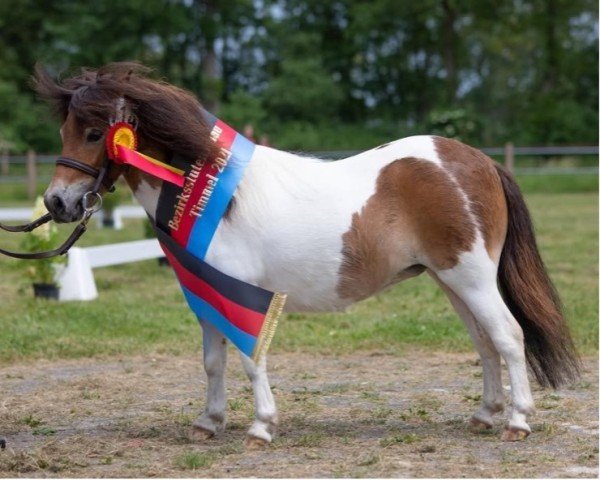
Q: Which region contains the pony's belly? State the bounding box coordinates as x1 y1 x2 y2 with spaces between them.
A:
267 270 354 313
284 294 352 313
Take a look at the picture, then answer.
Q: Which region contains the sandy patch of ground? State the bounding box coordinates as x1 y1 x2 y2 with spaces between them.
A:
0 351 597 477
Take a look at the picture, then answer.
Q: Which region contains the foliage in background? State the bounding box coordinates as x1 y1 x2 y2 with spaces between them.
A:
425 109 479 143
0 0 597 153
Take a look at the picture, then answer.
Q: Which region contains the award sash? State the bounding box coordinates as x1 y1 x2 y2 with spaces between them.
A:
109 111 286 361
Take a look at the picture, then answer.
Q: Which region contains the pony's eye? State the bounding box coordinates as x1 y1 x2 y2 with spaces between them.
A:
86 129 103 143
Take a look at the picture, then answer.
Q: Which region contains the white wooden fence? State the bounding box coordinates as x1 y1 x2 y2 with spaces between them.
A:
0 206 164 301
0 205 146 230
59 239 163 301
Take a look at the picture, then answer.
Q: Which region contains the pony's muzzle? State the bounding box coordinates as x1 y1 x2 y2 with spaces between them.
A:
44 185 88 223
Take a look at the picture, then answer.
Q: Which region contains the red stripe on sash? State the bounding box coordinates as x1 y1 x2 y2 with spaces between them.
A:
170 121 237 246
170 160 216 245
162 246 264 337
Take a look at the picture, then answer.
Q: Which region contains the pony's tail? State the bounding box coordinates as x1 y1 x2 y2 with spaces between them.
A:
495 164 580 389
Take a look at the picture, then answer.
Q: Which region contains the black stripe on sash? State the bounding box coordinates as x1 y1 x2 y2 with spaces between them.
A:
155 153 191 232
154 224 274 314
155 110 217 231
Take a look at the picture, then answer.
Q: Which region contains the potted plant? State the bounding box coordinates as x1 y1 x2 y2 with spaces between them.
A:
20 197 65 299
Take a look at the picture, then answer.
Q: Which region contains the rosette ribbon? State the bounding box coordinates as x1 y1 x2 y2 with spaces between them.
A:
105 122 185 187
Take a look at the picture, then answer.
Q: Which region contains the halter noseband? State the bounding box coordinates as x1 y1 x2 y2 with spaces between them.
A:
56 156 116 192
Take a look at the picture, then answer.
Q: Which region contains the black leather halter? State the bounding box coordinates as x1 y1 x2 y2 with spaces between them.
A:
0 156 114 259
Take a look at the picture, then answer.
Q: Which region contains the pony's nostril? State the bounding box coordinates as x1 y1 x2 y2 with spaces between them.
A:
51 194 66 214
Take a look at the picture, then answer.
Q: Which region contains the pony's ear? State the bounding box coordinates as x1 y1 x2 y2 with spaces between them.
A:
31 63 71 119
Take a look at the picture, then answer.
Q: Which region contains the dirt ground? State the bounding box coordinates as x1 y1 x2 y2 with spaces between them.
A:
0 351 597 478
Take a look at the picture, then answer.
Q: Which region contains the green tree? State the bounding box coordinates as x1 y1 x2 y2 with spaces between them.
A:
0 0 597 152
263 33 343 123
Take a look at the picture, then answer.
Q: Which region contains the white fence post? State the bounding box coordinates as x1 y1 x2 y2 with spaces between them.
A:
95 209 124 230
56 239 163 301
58 247 98 301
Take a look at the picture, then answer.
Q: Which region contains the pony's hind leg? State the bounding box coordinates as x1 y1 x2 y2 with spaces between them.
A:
190 319 228 440
430 271 504 429
239 352 278 447
436 241 535 441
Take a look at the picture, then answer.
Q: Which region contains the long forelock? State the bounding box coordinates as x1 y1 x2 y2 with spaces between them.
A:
34 63 218 162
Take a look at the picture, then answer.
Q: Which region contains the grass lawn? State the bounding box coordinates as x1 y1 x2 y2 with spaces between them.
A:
0 184 597 363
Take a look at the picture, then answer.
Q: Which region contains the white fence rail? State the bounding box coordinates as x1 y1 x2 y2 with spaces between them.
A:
0 205 146 230
59 239 163 301
0 206 162 301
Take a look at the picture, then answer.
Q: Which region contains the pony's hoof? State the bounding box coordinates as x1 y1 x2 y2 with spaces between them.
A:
469 417 493 432
501 427 530 442
189 425 216 442
245 434 269 449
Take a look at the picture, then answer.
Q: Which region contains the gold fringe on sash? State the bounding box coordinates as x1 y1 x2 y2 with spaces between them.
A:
251 292 287 362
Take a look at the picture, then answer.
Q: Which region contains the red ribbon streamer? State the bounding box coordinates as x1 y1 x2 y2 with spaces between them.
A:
115 145 185 187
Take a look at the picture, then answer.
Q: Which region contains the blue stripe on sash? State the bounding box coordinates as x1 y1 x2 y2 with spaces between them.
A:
186 133 255 260
202 110 217 128
181 285 256 357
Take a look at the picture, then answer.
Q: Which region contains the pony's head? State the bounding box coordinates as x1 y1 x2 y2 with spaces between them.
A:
34 62 216 222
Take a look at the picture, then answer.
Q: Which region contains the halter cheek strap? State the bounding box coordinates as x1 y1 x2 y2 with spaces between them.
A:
55 156 116 192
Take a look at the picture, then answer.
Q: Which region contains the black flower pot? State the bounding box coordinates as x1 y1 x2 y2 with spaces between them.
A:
102 217 115 228
33 283 59 300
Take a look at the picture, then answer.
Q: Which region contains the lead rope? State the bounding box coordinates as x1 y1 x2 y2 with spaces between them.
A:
0 212 53 233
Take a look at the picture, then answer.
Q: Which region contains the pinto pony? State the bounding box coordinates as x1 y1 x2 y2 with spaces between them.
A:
34 63 579 445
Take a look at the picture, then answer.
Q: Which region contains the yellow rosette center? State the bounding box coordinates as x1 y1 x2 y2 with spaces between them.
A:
106 122 138 160
113 126 136 150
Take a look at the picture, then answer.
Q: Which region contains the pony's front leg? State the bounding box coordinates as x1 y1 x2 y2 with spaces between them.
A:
190 319 227 440
239 353 278 447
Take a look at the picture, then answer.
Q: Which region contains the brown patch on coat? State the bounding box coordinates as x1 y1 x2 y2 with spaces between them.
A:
223 196 236 221
337 157 476 301
433 137 507 262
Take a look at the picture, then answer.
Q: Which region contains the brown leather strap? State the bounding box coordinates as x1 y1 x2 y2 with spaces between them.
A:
0 216 90 259
0 213 52 233
56 157 115 192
